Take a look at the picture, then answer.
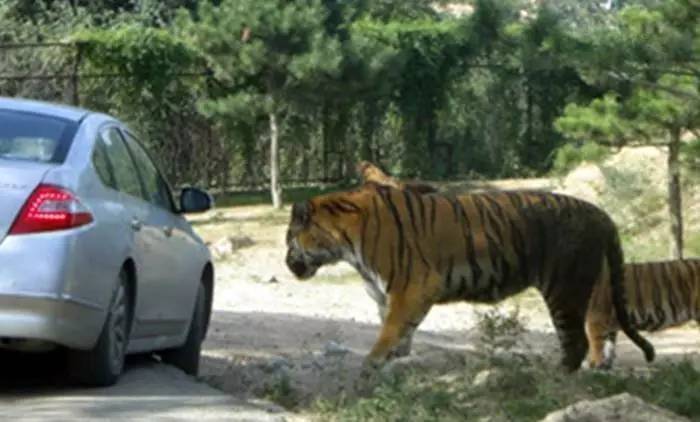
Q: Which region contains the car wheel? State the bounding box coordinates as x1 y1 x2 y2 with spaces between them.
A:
160 283 206 376
67 270 131 387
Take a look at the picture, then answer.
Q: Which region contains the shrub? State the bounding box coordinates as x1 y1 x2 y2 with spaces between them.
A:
551 142 610 175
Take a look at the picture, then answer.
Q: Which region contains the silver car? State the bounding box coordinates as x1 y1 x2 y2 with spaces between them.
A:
0 97 214 386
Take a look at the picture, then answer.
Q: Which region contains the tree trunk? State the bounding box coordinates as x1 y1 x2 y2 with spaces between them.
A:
321 104 330 182
668 128 683 259
426 107 437 176
269 110 282 209
360 101 376 162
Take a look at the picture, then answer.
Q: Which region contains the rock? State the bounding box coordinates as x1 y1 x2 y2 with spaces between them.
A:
540 393 689 422
268 276 279 284
436 372 460 384
208 235 256 260
264 357 292 374
382 349 465 375
230 235 255 250
209 237 234 259
323 341 350 357
472 369 499 388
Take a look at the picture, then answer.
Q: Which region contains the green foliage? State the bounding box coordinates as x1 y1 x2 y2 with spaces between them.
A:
583 360 700 417
5 0 700 189
315 357 700 421
555 0 700 257
551 142 610 175
75 24 199 95
475 306 527 365
556 95 634 145
262 371 298 409
556 2 700 146
181 0 343 112
314 371 467 422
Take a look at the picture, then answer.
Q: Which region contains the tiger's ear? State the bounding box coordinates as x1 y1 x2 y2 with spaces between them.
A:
291 200 312 226
356 160 394 185
404 181 439 194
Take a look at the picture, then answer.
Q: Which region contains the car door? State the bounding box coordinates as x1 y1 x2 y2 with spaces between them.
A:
100 126 175 339
120 129 199 335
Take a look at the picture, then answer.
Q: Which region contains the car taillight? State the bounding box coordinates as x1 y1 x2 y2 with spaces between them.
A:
9 184 93 235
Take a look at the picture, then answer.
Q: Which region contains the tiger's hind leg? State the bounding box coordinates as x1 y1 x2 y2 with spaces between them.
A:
584 319 617 370
601 331 618 368
544 243 605 371
584 316 608 369
544 284 593 371
584 290 616 369
551 309 589 372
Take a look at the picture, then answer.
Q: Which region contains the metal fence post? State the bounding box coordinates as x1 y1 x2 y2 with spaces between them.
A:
71 42 83 106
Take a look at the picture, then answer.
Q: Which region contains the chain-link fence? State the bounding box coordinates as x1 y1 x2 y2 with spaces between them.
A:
0 41 238 188
0 42 383 191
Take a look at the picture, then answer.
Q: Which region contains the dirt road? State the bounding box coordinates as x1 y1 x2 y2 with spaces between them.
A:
0 352 290 421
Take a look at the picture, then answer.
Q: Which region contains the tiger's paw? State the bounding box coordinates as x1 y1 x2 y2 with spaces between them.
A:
360 356 383 377
583 358 613 371
387 345 412 359
352 357 383 394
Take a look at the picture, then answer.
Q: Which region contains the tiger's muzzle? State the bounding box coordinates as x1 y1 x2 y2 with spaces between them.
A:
285 249 319 280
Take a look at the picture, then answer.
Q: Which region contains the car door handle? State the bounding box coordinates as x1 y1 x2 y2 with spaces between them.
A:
130 218 143 232
162 226 173 237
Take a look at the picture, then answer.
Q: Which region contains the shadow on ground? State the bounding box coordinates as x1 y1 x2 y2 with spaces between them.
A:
0 344 288 421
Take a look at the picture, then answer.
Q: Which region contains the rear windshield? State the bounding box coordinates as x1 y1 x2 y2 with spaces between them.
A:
0 109 79 164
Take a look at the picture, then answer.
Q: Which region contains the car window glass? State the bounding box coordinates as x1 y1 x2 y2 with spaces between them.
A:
0 110 77 164
92 135 117 190
122 131 174 212
101 128 145 200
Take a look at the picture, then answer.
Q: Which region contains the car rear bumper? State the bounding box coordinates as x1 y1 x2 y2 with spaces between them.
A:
0 293 105 350
0 229 112 350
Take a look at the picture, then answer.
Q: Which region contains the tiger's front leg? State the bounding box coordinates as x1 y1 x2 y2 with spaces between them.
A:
364 291 433 369
364 277 411 358
376 302 415 358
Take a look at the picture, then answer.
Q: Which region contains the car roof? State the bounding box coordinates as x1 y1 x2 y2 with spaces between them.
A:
0 97 90 122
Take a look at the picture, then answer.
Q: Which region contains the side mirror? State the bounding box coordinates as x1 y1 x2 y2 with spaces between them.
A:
179 187 213 214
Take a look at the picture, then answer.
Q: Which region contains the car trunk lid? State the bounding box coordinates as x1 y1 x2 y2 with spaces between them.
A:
0 159 52 244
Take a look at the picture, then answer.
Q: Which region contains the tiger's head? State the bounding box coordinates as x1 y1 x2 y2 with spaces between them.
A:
285 197 361 280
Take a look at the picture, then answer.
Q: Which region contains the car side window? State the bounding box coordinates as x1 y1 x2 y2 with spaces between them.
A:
122 131 175 212
92 135 117 190
100 127 146 201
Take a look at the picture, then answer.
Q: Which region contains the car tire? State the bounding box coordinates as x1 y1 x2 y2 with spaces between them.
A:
160 282 206 376
67 269 131 387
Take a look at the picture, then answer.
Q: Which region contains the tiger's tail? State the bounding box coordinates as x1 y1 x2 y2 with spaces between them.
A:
607 230 655 362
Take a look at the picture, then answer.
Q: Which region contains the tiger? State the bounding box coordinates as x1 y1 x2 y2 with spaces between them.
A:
586 258 700 368
353 162 659 369
284 162 655 371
